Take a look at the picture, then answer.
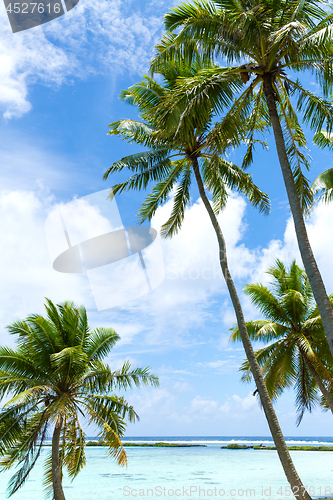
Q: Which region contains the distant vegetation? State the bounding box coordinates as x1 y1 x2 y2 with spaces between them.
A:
225 444 250 449
86 441 206 447
253 446 333 451
221 444 333 451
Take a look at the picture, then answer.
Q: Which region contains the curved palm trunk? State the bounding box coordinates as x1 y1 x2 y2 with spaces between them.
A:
262 76 333 357
192 159 311 500
52 418 66 500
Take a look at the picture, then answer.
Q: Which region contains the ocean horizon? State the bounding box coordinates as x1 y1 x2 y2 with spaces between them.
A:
1 436 333 500
118 436 333 446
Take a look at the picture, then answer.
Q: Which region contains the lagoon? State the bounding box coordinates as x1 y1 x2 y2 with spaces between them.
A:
1 437 332 500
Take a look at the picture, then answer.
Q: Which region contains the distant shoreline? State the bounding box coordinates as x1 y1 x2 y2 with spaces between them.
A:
83 441 333 450
86 441 206 447
221 443 333 451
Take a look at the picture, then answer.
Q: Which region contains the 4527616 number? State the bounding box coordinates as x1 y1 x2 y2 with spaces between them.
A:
5 2 61 13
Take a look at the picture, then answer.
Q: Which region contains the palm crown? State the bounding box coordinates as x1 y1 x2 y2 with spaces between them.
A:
104 57 270 237
230 260 333 425
153 0 333 208
0 299 159 498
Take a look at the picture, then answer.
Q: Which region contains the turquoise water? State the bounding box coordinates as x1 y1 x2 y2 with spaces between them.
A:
1 438 333 500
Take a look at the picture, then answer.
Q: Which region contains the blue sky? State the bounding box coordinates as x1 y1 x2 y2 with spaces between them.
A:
1 0 333 438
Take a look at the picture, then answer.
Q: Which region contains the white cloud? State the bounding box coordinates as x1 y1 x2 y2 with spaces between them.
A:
158 365 197 376
138 391 261 425
189 392 260 421
0 130 81 193
86 191 333 349
128 387 178 422
190 395 219 416
2 142 333 436
231 392 258 411
0 188 91 342
2 178 333 353
172 381 193 393
0 0 170 118
115 193 254 345
296 201 333 292
242 200 333 293
105 321 146 346
106 356 138 371
196 359 239 372
0 184 241 348
0 15 73 118
223 200 333 324
118 384 271 435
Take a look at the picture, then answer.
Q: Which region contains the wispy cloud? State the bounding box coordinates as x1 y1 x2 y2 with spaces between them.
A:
0 189 89 343
0 0 172 118
1 158 333 353
196 359 240 372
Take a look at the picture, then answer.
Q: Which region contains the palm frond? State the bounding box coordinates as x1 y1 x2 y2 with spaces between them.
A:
107 361 160 391
42 449 54 498
50 347 88 385
0 347 39 380
294 354 318 425
230 320 286 342
6 419 48 495
203 156 270 215
107 120 165 149
158 67 243 138
274 80 313 211
62 417 86 480
137 159 186 223
104 149 171 181
311 167 333 205
160 164 192 237
205 82 262 155
85 328 120 362
287 78 333 134
241 85 269 169
81 396 133 466
244 283 290 325
233 258 333 420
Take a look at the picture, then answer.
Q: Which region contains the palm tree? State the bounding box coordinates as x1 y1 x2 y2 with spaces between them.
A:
230 260 333 425
0 299 159 500
152 0 333 358
104 59 311 500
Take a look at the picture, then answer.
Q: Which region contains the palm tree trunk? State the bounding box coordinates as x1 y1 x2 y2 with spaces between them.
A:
192 158 311 500
262 75 333 357
52 418 66 500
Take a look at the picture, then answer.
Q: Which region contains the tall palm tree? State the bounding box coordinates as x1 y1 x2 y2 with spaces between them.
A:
230 260 333 425
152 0 333 358
105 59 311 500
0 299 159 500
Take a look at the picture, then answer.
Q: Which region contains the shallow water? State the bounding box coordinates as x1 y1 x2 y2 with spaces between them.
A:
1 438 332 500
